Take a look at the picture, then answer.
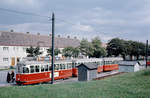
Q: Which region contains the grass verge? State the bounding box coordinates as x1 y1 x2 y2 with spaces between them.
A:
0 69 150 98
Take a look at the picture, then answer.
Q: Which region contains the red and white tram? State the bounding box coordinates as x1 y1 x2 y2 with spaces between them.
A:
16 57 123 85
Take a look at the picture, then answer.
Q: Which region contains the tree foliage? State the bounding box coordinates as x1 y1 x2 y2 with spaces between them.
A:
47 48 61 56
26 46 42 57
90 37 106 58
107 38 149 60
79 39 93 57
62 47 80 58
79 37 106 58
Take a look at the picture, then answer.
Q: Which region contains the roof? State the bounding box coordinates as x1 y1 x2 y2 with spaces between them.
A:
0 31 80 48
118 61 139 66
138 61 146 66
77 63 98 70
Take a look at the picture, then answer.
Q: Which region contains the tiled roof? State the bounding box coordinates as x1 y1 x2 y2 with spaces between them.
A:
0 31 80 48
77 63 98 70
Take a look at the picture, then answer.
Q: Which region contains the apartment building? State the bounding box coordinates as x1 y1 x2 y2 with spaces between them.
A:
0 31 80 68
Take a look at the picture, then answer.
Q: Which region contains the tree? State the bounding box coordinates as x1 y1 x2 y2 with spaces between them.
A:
72 47 80 58
62 47 74 57
26 46 42 57
79 39 93 57
62 47 80 58
107 38 125 57
107 38 148 60
91 37 106 58
47 48 61 56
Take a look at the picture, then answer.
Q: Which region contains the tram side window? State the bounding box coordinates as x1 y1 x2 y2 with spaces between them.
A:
60 64 63 70
49 65 52 70
69 63 72 69
55 64 59 70
30 66 35 73
35 65 39 72
63 64 65 69
45 65 48 71
23 67 29 73
41 65 44 72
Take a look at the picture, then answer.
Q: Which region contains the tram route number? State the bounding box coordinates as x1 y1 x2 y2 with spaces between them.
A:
49 72 59 78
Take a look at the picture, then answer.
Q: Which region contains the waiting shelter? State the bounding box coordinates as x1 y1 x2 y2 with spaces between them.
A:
77 63 98 81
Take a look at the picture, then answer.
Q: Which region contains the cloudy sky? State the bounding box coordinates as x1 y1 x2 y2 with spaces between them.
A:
0 0 150 43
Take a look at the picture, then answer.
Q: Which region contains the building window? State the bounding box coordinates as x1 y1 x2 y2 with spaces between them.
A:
3 47 9 51
3 58 9 62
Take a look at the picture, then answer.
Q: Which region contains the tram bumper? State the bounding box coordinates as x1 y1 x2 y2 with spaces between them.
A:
16 81 27 85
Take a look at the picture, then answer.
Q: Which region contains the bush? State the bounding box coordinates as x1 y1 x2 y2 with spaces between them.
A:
143 70 150 76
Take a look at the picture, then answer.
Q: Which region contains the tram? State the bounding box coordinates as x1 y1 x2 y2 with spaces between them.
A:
16 57 123 85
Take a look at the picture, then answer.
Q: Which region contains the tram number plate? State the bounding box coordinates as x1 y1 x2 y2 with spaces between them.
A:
49 72 59 78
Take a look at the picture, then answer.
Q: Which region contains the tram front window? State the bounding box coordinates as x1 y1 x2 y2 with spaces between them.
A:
30 66 34 73
23 67 29 73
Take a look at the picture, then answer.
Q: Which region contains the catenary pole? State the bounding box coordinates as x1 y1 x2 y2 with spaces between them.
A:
146 40 148 68
51 13 55 84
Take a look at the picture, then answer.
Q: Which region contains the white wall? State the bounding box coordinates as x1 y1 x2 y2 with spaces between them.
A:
0 46 63 68
134 63 140 72
0 46 27 68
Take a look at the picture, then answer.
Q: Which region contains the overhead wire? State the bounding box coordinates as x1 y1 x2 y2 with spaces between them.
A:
0 7 50 18
0 7 120 36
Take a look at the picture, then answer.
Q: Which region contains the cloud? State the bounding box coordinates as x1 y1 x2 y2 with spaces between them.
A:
0 0 150 43
70 22 94 32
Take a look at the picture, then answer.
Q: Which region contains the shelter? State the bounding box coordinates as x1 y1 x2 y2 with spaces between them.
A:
119 61 140 72
77 63 98 81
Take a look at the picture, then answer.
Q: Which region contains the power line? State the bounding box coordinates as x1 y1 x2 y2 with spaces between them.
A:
0 7 77 25
0 7 50 18
0 7 122 36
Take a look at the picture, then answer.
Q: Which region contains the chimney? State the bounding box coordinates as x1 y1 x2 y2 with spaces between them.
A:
58 35 60 37
10 29 14 32
37 33 40 35
26 32 30 34
67 36 70 38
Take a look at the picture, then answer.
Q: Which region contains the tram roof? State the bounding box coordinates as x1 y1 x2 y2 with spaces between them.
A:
17 60 73 66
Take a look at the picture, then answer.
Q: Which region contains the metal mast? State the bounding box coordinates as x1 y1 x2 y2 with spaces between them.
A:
51 13 55 84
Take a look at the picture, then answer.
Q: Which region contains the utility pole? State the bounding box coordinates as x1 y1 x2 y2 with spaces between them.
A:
146 40 148 68
51 13 55 84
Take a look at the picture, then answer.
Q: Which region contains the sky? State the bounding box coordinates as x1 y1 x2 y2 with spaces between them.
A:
0 0 150 43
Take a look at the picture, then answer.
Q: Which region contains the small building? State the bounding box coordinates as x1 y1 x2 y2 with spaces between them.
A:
119 61 141 72
138 61 146 70
77 63 98 81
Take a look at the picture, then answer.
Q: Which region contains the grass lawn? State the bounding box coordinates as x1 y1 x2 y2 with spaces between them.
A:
0 69 150 98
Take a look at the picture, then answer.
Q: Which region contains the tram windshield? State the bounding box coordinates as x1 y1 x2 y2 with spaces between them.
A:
23 67 29 73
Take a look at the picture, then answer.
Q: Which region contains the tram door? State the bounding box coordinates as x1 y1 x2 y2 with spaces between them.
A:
11 57 15 66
